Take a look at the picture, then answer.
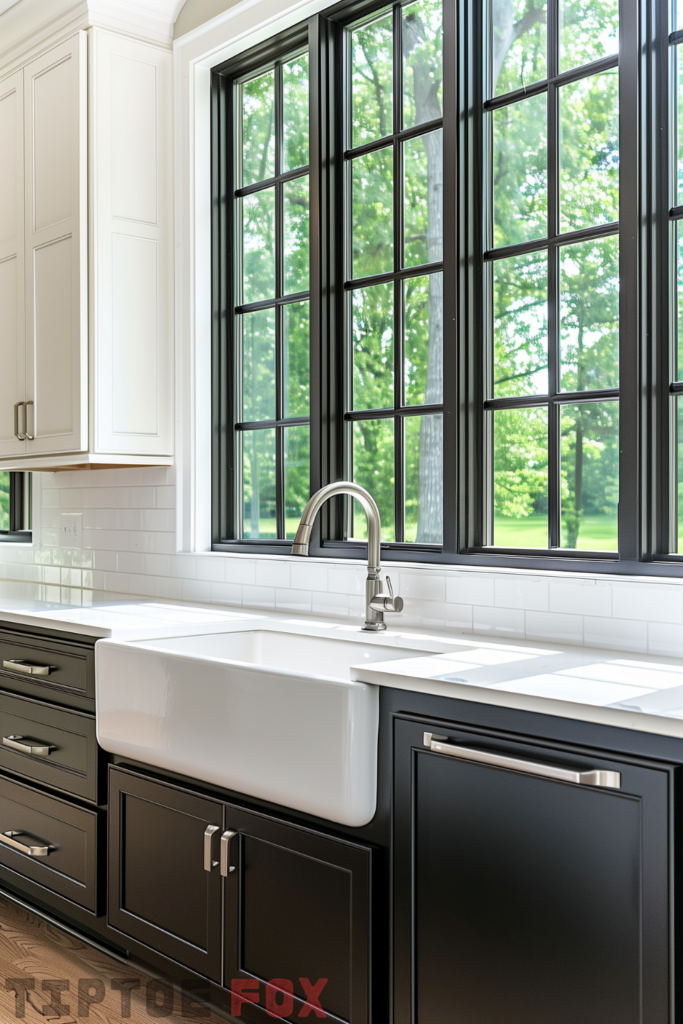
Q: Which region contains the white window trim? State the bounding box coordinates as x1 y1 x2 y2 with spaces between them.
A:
174 0 330 554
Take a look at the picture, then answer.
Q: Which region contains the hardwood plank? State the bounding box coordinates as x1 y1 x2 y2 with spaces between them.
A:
0 894 227 1023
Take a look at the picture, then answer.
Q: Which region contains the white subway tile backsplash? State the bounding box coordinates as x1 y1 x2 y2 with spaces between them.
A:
448 574 495 606
549 579 612 617
276 588 312 613
291 560 328 591
223 558 257 585
399 571 445 602
196 557 226 582
256 559 290 589
210 581 242 605
584 616 648 653
182 579 212 603
495 576 548 612
328 565 365 595
612 583 683 624
648 622 683 657
525 610 583 645
242 585 276 609
313 591 349 617
472 605 525 638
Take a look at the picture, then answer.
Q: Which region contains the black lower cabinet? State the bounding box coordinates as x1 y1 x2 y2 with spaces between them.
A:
108 767 223 981
223 803 371 1024
393 716 673 1024
109 767 373 1024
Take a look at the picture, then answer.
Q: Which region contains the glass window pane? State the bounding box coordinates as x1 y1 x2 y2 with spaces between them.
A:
403 0 443 130
352 147 394 278
284 176 309 294
241 71 275 187
491 0 547 98
678 47 683 206
405 273 443 405
350 12 393 148
241 189 275 304
492 93 547 248
677 223 683 380
283 54 309 173
283 301 310 418
560 402 619 549
559 70 619 233
678 398 683 550
404 129 443 268
405 414 443 542
352 283 394 411
241 309 276 422
352 418 395 542
242 429 277 538
0 472 8 531
559 236 619 392
559 0 618 74
492 251 548 399
284 425 310 539
493 406 548 547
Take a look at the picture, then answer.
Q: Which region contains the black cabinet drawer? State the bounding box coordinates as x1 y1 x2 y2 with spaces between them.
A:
0 773 98 913
0 630 94 709
0 692 98 803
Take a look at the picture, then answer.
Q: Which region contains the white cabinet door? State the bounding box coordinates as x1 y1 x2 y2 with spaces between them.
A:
0 70 26 458
24 33 87 456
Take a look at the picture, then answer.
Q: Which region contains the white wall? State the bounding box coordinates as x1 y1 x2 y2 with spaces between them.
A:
0 467 682 658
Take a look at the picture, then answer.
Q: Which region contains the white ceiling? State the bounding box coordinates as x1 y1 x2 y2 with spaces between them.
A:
0 0 21 15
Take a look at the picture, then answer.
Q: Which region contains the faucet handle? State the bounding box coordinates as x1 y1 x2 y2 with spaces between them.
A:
386 576 394 600
369 575 403 615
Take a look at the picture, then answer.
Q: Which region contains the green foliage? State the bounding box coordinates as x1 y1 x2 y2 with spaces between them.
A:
283 55 309 171
0 473 9 532
241 71 275 186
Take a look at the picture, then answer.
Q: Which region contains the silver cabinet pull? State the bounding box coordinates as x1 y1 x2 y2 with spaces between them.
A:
24 401 34 441
220 830 237 875
13 402 25 441
2 735 55 757
0 831 51 857
2 660 54 677
423 732 621 789
203 824 220 871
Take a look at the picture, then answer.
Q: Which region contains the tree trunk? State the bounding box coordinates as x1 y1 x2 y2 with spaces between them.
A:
403 13 443 543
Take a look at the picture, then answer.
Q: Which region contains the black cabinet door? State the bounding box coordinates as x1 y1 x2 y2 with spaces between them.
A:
223 803 372 1024
394 717 672 1024
108 767 223 982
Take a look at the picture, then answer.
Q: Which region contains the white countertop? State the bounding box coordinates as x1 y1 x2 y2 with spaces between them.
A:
4 596 683 739
0 596 255 639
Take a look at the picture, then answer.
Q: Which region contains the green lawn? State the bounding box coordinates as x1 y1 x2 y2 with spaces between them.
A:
494 514 618 551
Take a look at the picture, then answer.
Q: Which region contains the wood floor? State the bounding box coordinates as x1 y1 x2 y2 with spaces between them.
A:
0 893 227 1023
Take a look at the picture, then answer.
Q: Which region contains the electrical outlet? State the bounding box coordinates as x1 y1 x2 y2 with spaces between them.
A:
60 513 82 548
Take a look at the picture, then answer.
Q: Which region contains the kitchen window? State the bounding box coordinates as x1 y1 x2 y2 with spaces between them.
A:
212 0 676 575
0 473 30 542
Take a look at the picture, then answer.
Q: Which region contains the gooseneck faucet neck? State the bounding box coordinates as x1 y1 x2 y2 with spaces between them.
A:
291 482 382 570
291 482 402 631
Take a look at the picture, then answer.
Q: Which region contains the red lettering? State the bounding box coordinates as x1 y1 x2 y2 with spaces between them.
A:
298 978 327 1018
231 979 260 1017
265 979 294 1018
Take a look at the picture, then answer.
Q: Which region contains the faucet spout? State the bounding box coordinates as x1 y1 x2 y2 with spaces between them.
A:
291 482 401 631
292 482 381 569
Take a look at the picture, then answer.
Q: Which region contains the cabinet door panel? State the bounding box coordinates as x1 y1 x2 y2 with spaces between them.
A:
24 33 87 456
224 807 371 1024
108 768 223 982
0 72 26 458
394 718 671 1024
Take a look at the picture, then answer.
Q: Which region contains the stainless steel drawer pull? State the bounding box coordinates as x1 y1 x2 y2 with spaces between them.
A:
24 401 34 441
0 830 51 857
13 402 25 441
2 735 55 757
2 660 54 677
423 732 621 789
220 830 237 876
203 824 220 872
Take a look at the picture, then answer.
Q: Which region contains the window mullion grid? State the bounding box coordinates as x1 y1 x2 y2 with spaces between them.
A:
394 0 404 542
275 61 285 539
547 0 560 548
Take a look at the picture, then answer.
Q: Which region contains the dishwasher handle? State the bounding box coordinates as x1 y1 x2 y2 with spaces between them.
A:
423 732 621 789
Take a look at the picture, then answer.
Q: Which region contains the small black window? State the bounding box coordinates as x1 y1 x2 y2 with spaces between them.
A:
0 472 31 542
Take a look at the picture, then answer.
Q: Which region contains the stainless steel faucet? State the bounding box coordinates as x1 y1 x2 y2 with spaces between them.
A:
291 482 403 631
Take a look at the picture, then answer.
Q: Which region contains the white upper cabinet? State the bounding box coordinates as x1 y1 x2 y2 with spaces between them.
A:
0 69 25 459
24 34 87 458
0 26 173 471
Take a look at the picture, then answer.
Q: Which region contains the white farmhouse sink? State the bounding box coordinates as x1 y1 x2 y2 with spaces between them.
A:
95 625 428 827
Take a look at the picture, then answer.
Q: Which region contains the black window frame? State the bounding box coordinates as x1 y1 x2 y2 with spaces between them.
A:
0 472 31 543
212 0 683 577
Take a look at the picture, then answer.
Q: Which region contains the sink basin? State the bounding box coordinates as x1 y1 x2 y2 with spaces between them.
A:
95 625 427 827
